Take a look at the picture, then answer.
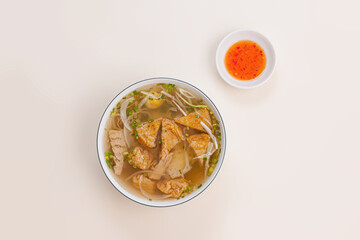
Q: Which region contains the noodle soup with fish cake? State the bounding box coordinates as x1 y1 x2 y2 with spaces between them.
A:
97 78 226 207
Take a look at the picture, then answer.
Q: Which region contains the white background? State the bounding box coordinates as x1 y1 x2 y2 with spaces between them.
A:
1 0 359 239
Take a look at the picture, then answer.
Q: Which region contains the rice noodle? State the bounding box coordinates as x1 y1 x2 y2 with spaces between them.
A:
174 94 186 108
160 90 173 99
139 95 149 108
139 175 172 200
176 92 193 105
204 157 210 177
179 88 196 99
140 91 160 99
200 121 218 150
120 97 134 131
172 100 187 116
177 94 208 109
123 128 132 148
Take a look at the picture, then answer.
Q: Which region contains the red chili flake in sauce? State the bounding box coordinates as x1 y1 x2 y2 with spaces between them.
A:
225 40 266 80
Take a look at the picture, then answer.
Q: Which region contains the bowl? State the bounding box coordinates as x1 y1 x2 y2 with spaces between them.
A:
216 29 276 89
97 77 226 207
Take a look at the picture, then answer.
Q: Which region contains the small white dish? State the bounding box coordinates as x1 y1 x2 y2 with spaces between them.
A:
216 29 276 89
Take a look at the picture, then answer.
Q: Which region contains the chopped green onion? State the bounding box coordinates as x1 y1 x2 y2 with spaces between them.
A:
177 95 208 109
188 187 193 191
159 141 162 144
134 106 139 111
149 198 152 201
161 95 165 99
149 97 153 100
195 115 199 118
106 160 112 168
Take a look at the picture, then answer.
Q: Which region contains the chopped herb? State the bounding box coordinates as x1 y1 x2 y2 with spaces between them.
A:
126 109 132 116
161 95 165 99
110 108 116 117
149 97 153 100
195 115 199 118
137 124 142 127
132 90 138 95
159 141 162 144
203 157 207 160
188 187 193 191
105 152 112 156
106 160 113 168
165 84 176 92
198 184 202 188
134 105 139 111
149 198 152 201
210 111 213 115
144 174 148 177
130 146 135 153
179 169 182 174
104 128 107 131
217 132 221 136
218 137 222 141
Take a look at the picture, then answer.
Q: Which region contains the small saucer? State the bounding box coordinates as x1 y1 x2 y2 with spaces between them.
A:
216 29 276 89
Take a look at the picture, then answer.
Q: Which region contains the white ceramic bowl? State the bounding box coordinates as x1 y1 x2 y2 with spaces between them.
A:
216 29 276 89
97 77 226 207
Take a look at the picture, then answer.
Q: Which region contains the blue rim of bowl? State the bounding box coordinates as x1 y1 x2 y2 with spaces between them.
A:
96 77 227 207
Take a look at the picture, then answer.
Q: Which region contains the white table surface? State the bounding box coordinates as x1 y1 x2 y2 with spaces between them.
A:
1 0 359 239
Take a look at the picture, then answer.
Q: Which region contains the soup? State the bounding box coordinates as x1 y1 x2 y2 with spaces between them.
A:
103 83 221 201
